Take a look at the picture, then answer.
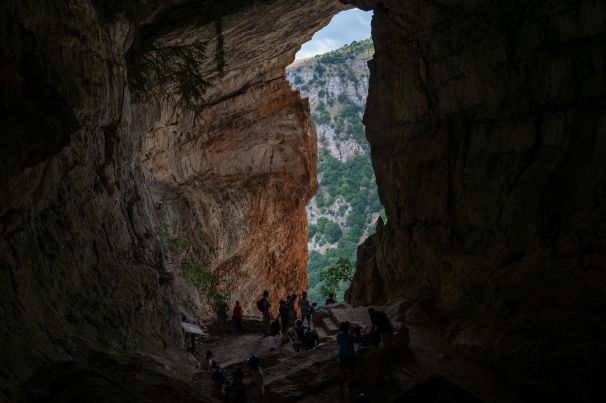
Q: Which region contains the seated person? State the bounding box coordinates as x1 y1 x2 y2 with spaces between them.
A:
202 350 220 371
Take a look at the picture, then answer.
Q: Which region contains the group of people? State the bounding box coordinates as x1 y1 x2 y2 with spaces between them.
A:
336 307 394 387
215 301 245 336
205 289 395 402
203 351 264 403
258 290 320 351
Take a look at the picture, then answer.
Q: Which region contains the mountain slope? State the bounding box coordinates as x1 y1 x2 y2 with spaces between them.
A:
287 39 384 303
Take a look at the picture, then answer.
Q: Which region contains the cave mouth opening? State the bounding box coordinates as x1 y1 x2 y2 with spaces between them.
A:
286 9 384 306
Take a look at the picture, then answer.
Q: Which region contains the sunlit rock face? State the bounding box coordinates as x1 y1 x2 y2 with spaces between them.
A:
344 0 606 399
0 0 345 397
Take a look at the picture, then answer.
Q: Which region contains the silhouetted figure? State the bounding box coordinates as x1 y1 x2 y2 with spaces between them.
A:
337 321 356 388
368 307 394 347
289 293 298 319
202 350 220 371
325 293 336 305
232 368 248 403
246 355 264 402
303 326 320 350
279 300 291 343
233 301 243 335
299 291 312 326
217 302 228 336
257 290 271 336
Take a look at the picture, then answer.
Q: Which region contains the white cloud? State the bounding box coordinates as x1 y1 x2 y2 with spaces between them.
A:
297 38 339 59
295 9 373 60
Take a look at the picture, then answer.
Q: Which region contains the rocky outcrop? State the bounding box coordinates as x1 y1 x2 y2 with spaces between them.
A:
0 0 346 398
344 0 606 399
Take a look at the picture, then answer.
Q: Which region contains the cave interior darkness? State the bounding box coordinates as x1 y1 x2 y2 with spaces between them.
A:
0 0 605 402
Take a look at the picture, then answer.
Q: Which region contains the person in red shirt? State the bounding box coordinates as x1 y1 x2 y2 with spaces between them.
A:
232 301 244 335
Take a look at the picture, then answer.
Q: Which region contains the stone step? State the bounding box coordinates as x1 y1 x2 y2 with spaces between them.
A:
322 316 339 335
315 326 331 342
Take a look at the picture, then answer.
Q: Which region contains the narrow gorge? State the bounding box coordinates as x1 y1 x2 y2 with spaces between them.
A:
1 0 605 402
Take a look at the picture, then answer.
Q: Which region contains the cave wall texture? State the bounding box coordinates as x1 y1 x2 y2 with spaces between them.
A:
0 0 345 398
2 0 606 400
344 0 606 400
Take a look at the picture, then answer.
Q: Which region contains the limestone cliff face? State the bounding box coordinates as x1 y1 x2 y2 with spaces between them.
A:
0 0 345 396
344 0 606 397
140 77 317 315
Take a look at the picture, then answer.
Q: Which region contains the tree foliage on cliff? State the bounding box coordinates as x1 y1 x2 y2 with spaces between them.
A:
287 39 383 304
319 257 354 299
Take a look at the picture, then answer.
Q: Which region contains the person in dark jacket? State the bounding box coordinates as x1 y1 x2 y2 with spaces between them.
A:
368 307 394 347
337 321 356 387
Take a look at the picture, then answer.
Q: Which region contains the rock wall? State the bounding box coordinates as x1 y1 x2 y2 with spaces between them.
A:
0 0 345 398
344 0 606 399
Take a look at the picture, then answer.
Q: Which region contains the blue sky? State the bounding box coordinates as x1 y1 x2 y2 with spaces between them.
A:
295 9 373 60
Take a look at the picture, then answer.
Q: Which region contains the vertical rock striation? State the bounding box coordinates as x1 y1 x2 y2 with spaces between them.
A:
344 0 606 399
0 0 346 397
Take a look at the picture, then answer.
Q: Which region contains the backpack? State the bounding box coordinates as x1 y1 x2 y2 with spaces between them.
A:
256 299 265 312
270 319 281 336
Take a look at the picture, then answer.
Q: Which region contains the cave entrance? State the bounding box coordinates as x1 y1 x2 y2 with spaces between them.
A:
286 9 384 305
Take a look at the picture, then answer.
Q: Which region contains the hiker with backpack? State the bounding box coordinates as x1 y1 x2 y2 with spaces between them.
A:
233 301 244 335
299 291 312 326
257 290 271 336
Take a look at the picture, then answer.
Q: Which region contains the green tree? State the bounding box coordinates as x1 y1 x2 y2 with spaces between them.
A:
319 257 354 299
325 221 343 243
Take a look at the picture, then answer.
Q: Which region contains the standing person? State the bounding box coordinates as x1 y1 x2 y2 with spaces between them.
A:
368 307 394 347
257 290 271 336
246 355 264 402
278 300 291 344
299 291 312 327
289 293 298 319
325 293 336 305
232 368 248 403
233 301 244 335
337 321 356 388
217 302 228 336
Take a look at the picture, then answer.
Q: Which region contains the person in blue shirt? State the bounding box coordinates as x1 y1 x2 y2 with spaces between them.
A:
337 321 356 386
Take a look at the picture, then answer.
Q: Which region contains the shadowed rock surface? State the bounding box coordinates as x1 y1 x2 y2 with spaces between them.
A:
344 0 606 400
1 0 605 401
0 0 345 399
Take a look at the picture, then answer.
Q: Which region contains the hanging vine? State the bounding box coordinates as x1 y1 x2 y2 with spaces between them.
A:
214 17 225 76
127 1 241 108
129 40 211 108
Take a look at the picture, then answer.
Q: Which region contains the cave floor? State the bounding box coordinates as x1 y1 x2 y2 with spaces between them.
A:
191 307 521 403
